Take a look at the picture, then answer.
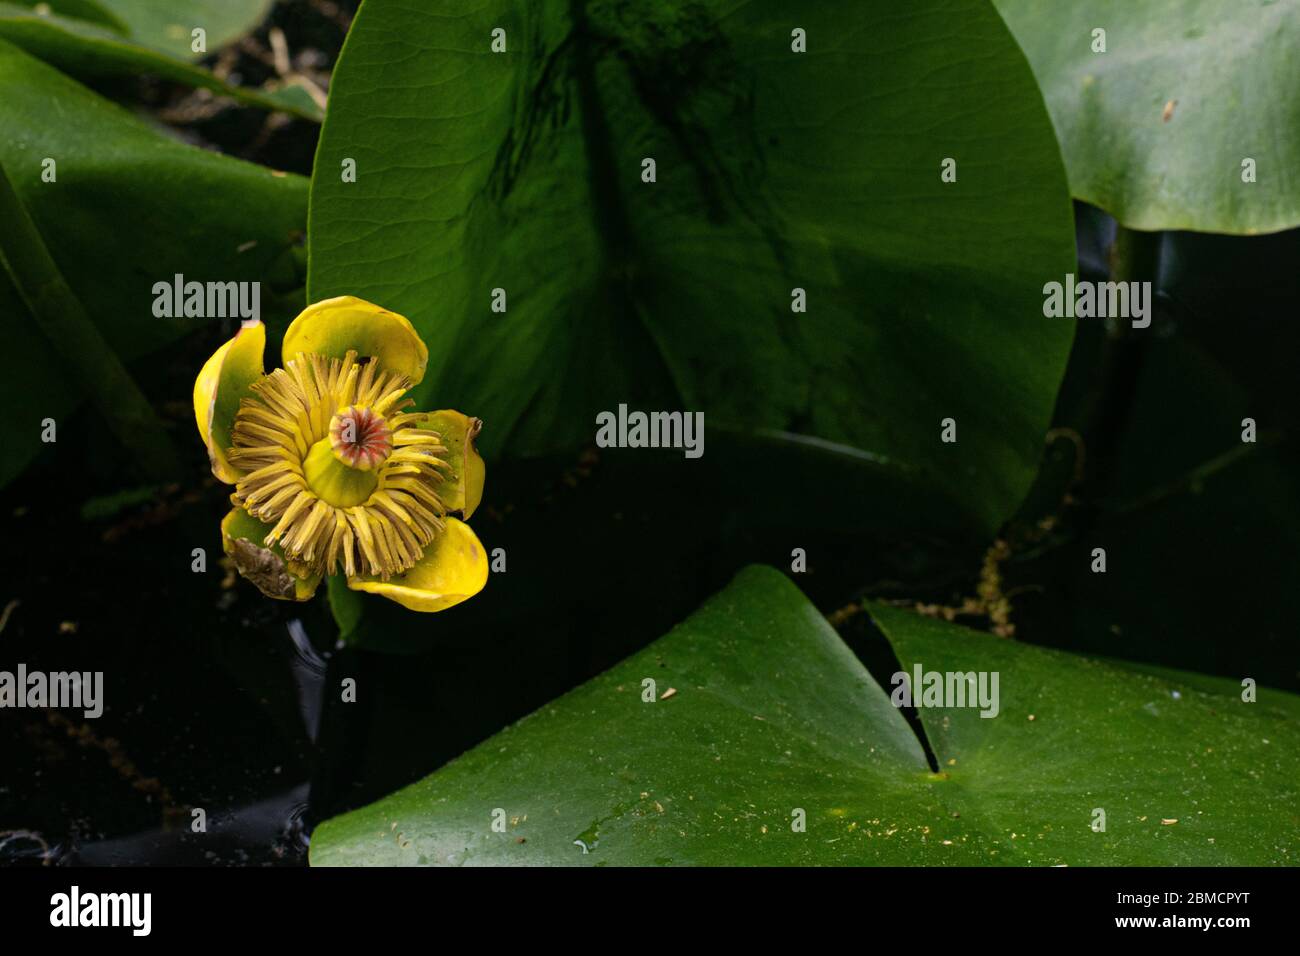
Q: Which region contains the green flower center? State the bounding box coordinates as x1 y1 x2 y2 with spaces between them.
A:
303 438 378 507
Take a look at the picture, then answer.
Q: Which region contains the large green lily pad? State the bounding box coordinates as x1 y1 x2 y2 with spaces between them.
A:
308 0 1076 536
310 566 1300 865
995 0 1300 234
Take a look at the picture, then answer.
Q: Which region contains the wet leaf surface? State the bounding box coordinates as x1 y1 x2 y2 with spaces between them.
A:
312 567 1300 865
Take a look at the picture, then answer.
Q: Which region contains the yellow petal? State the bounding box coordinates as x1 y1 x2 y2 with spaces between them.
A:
221 506 321 601
347 517 487 612
194 321 265 483
281 296 428 385
425 409 485 519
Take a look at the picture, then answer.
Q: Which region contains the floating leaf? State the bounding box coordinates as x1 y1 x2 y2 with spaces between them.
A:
995 0 1300 233
97 0 273 59
311 566 1300 865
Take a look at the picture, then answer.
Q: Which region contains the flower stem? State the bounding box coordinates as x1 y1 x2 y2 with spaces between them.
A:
0 160 181 481
1108 224 1162 296
1077 223 1162 497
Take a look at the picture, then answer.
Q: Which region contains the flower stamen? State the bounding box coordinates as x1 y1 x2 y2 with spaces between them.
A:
228 351 451 580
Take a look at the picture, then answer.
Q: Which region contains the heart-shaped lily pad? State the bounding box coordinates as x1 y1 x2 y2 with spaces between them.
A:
311 566 1300 865
308 0 1077 537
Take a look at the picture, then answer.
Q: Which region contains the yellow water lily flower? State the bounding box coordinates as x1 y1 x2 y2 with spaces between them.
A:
194 296 488 612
